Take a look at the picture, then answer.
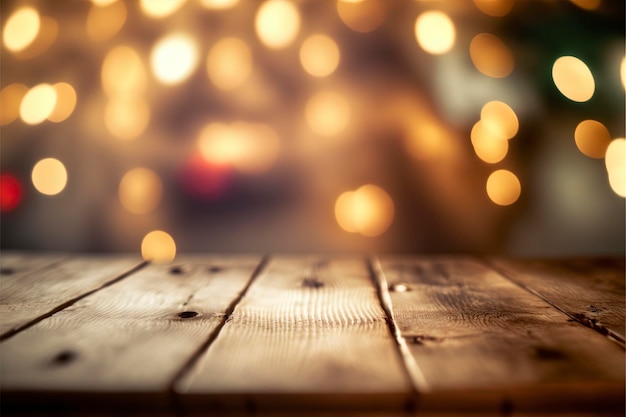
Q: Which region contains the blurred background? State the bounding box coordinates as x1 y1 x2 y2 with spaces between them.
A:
0 0 624 259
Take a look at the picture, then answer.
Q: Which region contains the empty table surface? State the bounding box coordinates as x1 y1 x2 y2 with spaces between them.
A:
0 253 624 416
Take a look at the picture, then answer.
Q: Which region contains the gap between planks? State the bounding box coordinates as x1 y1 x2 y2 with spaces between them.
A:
483 258 626 349
0 261 148 342
367 256 429 399
167 255 270 410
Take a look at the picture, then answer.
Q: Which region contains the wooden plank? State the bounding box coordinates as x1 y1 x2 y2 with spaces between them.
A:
0 255 262 413
177 256 411 412
490 257 625 344
0 251 66 276
377 256 625 413
0 254 142 337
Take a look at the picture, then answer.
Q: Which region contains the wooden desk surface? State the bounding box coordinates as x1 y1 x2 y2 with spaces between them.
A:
0 253 624 416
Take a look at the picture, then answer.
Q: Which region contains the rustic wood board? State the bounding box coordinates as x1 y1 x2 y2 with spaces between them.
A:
377 256 625 413
0 251 66 276
177 256 411 411
0 255 142 337
0 256 262 411
490 257 625 343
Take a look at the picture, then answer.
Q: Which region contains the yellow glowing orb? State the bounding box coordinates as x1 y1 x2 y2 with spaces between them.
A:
119 168 163 214
200 0 239 9
574 120 611 159
415 11 455 55
140 0 187 18
32 158 67 196
470 33 514 78
3 7 40 53
305 90 351 137
91 0 118 6
473 0 514 17
87 0 127 42
335 185 394 236
48 83 77 123
552 56 595 102
480 100 519 139
300 34 340 77
336 0 386 33
105 97 150 140
20 84 57 125
151 33 199 85
255 0 301 49
206 37 252 90
605 138 625 198
0 83 28 126
471 121 509 164
486 169 521 206
141 230 176 262
102 46 146 98
620 56 626 91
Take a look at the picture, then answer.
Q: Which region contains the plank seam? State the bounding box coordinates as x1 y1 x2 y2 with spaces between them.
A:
482 258 626 349
367 256 429 400
168 255 270 412
0 260 149 342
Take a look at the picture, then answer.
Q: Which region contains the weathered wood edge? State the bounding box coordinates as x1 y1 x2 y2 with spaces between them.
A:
482 257 625 349
368 255 429 399
168 255 270 413
0 260 148 342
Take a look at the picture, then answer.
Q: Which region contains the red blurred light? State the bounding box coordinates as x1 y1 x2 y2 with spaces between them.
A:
179 154 233 200
1 174 22 212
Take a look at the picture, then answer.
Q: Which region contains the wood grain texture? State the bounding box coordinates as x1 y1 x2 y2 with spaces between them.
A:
0 254 141 337
177 256 411 411
490 257 625 343
378 256 625 413
0 256 261 411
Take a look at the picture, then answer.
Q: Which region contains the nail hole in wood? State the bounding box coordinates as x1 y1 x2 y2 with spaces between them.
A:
389 283 410 292
178 311 198 319
207 266 222 273
169 266 185 275
53 350 77 365
534 346 566 360
302 277 324 288
0 267 15 275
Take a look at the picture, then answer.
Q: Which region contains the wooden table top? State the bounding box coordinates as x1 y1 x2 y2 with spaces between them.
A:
0 253 624 416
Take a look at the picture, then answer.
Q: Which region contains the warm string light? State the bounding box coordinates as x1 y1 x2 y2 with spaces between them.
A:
552 56 595 102
335 185 394 236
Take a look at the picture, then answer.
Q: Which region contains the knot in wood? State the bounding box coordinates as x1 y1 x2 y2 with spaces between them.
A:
0 267 15 275
207 266 223 273
302 277 324 289
169 266 186 275
52 350 77 365
178 311 199 319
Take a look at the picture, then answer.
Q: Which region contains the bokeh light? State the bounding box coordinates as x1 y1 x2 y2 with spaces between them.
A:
91 0 118 6
150 33 199 85
0 83 28 126
119 168 163 214
86 0 127 42
140 0 187 18
48 83 77 123
3 7 40 53
300 34 340 78
305 90 351 137
200 0 240 9
620 56 626 91
569 0 601 10
404 121 447 160
31 158 67 196
335 184 394 237
141 230 176 262
471 121 509 164
605 138 625 198
469 33 514 78
473 0 514 17
255 0 301 49
206 37 252 90
480 100 519 139
180 154 233 200
20 84 57 125
336 0 386 33
104 97 150 140
552 56 595 102
415 11 455 55
574 120 612 159
198 122 280 173
102 46 147 98
0 174 22 213
486 169 521 206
